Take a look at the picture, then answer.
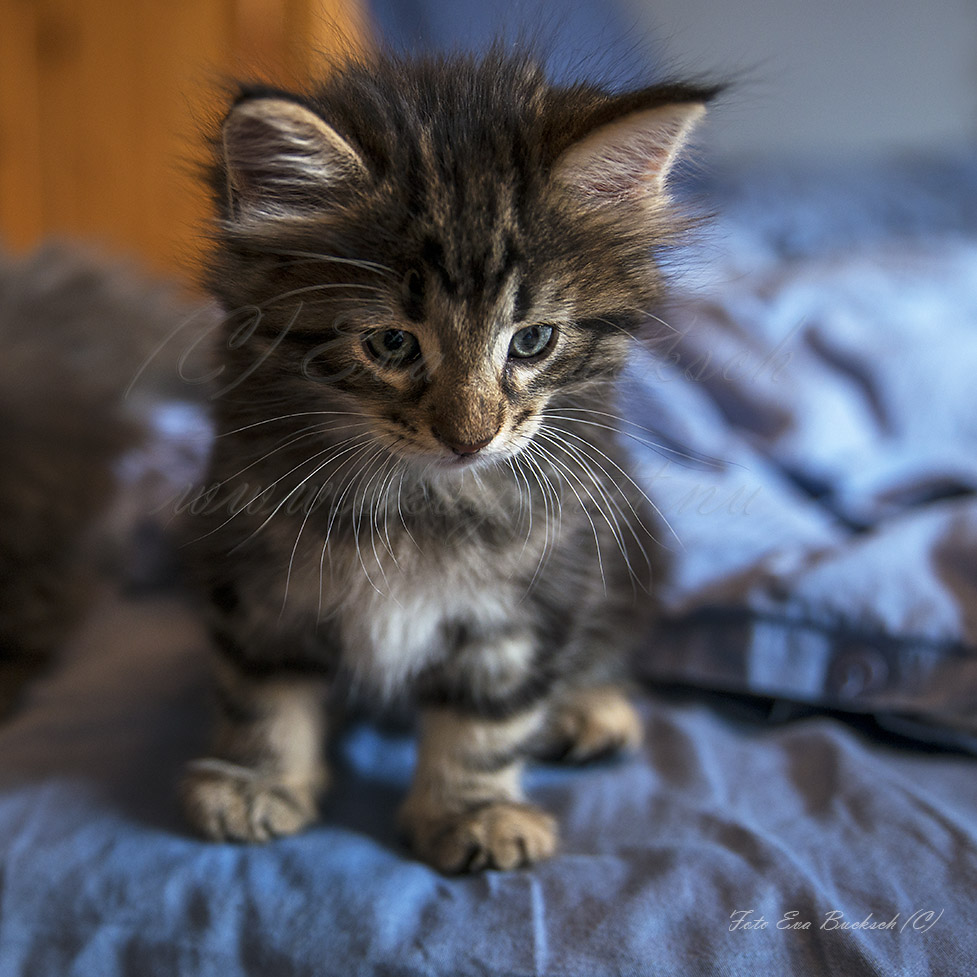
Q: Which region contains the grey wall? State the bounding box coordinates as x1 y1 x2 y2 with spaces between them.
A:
626 0 977 160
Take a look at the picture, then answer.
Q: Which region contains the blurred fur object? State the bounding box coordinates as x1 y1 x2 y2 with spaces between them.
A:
0 244 202 714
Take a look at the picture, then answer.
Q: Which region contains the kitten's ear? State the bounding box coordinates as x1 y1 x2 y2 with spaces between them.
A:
222 97 366 219
552 101 705 203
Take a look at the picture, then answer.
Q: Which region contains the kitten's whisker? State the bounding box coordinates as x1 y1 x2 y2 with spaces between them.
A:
240 430 375 545
537 425 650 545
506 457 533 566
376 455 404 569
518 446 564 596
533 436 628 589
184 432 370 545
590 315 641 343
355 451 399 596
543 423 684 552
317 439 385 612
635 308 681 336
535 430 632 557
217 426 367 499
213 426 327 488
263 290 388 313
349 447 392 598
242 246 395 279
536 429 653 591
518 453 550 593
217 410 368 438
528 441 608 594
322 441 380 547
231 446 353 556
395 468 420 552
280 430 388 613
215 423 369 489
256 281 387 310
532 445 566 579
315 440 375 614
282 485 327 619
544 409 729 470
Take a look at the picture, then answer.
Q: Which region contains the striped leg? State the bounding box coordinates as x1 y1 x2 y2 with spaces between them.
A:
182 657 330 843
399 704 557 873
539 684 643 763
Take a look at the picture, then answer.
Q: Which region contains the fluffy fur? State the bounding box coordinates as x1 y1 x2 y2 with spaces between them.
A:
182 49 715 871
0 246 200 716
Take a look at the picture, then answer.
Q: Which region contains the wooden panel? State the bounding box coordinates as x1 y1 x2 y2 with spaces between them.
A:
296 0 371 79
33 0 143 246
230 0 371 86
128 0 235 280
0 0 44 249
0 0 371 281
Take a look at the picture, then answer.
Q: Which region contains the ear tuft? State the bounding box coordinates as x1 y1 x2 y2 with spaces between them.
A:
222 98 366 219
553 102 705 203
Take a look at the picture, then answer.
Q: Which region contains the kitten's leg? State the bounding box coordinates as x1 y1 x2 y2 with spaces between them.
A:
540 684 643 764
182 656 329 843
399 705 557 873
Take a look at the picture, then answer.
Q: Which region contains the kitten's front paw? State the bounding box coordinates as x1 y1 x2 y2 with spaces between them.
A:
181 759 320 843
541 686 643 763
401 801 558 873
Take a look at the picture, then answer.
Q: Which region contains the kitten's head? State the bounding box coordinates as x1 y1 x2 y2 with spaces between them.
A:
207 51 714 472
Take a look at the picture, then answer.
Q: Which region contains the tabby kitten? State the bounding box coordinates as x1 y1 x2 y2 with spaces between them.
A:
182 49 713 872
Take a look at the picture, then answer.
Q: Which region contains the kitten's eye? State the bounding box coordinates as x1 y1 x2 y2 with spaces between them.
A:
509 324 555 360
364 329 421 367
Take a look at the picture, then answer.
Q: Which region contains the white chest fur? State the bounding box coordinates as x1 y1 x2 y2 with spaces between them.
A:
323 543 516 697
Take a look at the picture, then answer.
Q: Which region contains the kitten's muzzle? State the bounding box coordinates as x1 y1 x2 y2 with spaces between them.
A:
432 427 496 456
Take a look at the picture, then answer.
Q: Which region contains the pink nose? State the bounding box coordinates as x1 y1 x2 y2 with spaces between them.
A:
433 429 494 455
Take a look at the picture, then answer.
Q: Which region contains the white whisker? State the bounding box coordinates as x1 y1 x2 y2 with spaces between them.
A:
516 446 564 596
217 410 369 438
540 419 684 551
348 447 392 597
377 456 404 568
317 439 385 614
536 428 653 591
395 467 420 552
215 422 370 489
230 436 369 556
355 451 400 597
527 440 607 594
257 281 387 310
243 247 395 279
544 407 729 470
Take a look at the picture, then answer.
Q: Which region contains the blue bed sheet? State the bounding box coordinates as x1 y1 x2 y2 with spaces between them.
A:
0 591 971 976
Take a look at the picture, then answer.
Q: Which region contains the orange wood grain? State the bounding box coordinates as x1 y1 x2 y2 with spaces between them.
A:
0 0 45 250
0 0 371 280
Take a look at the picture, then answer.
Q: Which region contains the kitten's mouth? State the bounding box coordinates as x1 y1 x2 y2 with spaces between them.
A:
383 441 493 471
444 452 483 467
430 444 509 473
382 430 510 472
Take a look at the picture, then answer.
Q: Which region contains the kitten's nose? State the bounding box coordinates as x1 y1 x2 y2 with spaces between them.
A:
432 428 494 455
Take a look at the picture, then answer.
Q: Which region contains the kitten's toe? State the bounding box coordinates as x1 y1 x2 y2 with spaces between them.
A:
403 802 558 873
181 759 320 842
541 686 643 764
